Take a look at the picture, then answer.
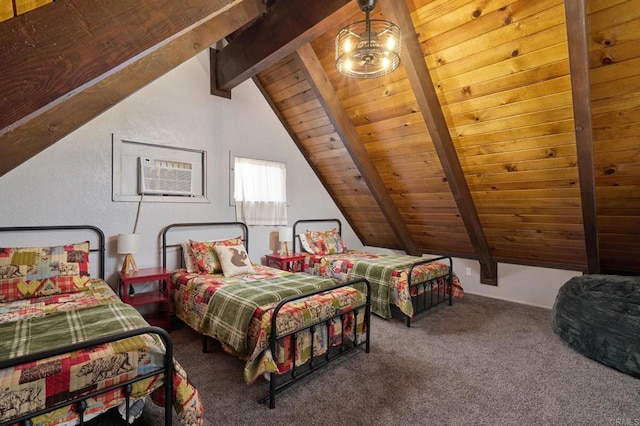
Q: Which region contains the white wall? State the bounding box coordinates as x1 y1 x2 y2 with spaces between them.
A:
364 245 579 309
0 50 356 287
451 258 579 309
0 49 578 309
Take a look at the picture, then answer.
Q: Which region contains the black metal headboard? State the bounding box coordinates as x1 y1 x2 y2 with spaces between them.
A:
0 225 106 279
292 219 342 253
161 222 249 269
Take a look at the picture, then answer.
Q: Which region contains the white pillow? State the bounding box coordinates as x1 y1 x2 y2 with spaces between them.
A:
213 244 255 277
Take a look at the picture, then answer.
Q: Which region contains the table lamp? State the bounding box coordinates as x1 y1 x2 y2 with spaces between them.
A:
117 233 140 274
279 227 293 256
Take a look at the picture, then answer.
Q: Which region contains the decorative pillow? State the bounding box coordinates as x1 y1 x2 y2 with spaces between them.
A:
213 244 255 277
181 242 198 273
0 242 91 302
298 233 315 254
304 229 346 255
189 237 243 274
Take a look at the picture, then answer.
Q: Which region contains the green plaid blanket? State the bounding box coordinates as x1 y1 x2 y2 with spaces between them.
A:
349 255 424 319
0 302 151 361
201 274 338 354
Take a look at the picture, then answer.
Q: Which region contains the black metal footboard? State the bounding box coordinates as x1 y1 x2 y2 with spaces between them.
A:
0 326 173 426
0 225 174 425
259 278 371 409
405 256 453 327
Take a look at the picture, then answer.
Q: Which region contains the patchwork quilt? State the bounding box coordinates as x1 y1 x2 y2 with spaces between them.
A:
171 265 368 382
171 264 291 334
0 280 202 426
245 285 367 383
303 250 381 281
304 251 463 318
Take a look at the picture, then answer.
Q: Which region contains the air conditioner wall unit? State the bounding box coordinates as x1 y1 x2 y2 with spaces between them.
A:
138 157 194 196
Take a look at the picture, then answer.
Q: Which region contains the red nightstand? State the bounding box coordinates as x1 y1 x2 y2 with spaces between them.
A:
118 267 171 330
264 252 307 272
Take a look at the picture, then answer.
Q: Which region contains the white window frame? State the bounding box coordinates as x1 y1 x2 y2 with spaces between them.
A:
230 154 287 225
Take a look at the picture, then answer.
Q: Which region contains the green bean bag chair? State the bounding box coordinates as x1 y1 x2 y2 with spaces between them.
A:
552 274 640 378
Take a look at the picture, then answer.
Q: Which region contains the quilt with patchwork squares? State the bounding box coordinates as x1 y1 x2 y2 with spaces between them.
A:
171 265 368 382
0 280 202 426
303 250 464 318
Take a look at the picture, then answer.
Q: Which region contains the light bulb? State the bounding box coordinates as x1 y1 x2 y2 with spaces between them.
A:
344 59 353 70
386 36 396 51
382 57 390 69
344 38 352 52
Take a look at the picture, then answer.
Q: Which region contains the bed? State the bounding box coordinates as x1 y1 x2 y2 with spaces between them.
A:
293 219 464 327
0 225 202 426
161 222 371 408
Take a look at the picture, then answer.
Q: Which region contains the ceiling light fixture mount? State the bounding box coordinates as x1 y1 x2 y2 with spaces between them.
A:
335 0 401 79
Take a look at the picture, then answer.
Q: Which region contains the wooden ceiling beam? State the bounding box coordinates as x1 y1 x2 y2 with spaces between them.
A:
295 43 421 256
379 0 497 285
564 0 600 273
214 0 351 91
0 0 256 136
0 0 265 177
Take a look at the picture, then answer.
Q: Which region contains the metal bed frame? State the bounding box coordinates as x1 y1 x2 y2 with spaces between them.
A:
403 255 453 327
0 225 174 426
161 221 371 408
259 278 370 409
293 218 454 327
162 222 249 354
162 221 250 269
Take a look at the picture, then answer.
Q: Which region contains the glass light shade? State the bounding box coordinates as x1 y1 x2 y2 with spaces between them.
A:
335 19 401 79
117 233 140 254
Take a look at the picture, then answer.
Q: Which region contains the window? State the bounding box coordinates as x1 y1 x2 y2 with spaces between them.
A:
233 156 287 225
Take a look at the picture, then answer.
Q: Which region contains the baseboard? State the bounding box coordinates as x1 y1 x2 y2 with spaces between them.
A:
463 291 554 310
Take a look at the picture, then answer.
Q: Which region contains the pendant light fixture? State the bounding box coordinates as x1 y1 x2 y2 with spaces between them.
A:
335 0 401 79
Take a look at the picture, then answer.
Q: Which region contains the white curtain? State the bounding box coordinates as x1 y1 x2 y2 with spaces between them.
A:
234 157 287 225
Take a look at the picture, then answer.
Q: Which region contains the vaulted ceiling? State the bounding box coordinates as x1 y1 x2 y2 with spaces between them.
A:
2 0 640 284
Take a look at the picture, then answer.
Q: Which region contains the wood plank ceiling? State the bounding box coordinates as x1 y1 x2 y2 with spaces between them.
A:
2 0 640 282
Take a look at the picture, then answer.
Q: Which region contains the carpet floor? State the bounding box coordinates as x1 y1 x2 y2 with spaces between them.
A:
91 293 640 425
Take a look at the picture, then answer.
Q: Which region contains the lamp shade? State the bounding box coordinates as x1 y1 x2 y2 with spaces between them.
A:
278 227 293 243
117 233 140 254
